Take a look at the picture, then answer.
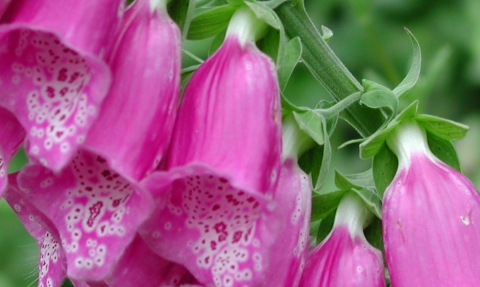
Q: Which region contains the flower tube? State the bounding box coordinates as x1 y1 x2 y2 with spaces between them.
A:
0 0 123 170
139 6 282 287
299 192 386 287
83 0 181 182
383 121 480 286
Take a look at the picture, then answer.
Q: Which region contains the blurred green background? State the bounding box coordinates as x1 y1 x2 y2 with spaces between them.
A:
2 0 480 285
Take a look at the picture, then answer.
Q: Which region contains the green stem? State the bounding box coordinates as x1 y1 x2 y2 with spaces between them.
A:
275 1 386 137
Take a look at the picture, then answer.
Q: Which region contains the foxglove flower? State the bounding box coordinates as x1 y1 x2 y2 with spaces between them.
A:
139 6 282 287
5 175 199 287
15 150 154 282
0 0 123 170
299 192 386 287
0 107 24 195
383 121 480 286
83 0 181 182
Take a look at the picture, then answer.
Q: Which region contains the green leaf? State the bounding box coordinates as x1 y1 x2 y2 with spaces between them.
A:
361 80 398 120
321 25 333 42
298 144 323 189
415 114 469 141
168 0 195 40
311 190 346 221
373 145 398 199
427 132 462 172
360 101 418 159
257 26 281 64
334 170 382 219
245 1 281 30
277 37 302 91
364 218 384 252
209 29 226 55
187 5 236 40
392 28 422 98
316 210 336 243
293 110 326 146
281 94 308 116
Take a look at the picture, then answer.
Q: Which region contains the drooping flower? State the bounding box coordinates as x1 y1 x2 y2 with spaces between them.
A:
0 107 25 195
383 121 480 286
15 150 154 282
0 0 124 170
299 192 386 287
83 0 181 182
139 6 283 287
5 173 201 287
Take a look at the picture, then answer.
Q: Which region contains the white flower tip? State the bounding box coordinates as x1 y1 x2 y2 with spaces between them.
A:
226 6 268 48
386 120 432 166
149 0 167 13
334 192 374 238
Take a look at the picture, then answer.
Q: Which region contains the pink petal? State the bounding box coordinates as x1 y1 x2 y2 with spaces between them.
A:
105 234 197 287
0 0 11 19
165 34 282 195
300 226 385 287
384 121 480 286
0 0 124 170
139 164 277 287
17 150 154 282
0 107 25 195
3 173 66 287
263 159 311 286
84 0 181 181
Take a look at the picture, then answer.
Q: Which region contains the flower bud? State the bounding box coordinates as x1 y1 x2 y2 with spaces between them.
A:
383 121 480 286
300 192 386 287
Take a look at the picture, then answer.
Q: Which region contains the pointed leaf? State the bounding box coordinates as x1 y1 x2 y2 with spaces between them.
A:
426 132 461 172
392 28 422 98
415 114 469 141
292 110 326 146
311 190 346 222
373 145 398 199
245 1 281 30
187 5 236 40
315 210 336 243
277 37 302 91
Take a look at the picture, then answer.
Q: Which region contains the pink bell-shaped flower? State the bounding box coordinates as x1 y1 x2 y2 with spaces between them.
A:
0 0 124 170
15 150 154 282
383 121 480 286
0 107 25 195
83 0 181 182
299 192 386 287
139 6 283 287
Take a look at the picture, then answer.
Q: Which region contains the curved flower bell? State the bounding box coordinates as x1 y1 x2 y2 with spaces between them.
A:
383 121 480 286
0 107 24 196
83 0 181 182
5 175 198 287
0 0 123 170
15 150 154 282
139 6 283 287
299 192 386 287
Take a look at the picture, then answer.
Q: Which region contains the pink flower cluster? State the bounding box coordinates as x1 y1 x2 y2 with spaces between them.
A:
1 1 480 287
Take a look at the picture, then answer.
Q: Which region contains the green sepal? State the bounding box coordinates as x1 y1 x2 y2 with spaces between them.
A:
277 37 302 91
361 79 398 121
360 101 418 159
373 145 398 199
427 132 462 172
187 5 236 40
364 218 384 252
257 26 281 64
321 25 333 42
414 114 469 141
334 170 382 219
315 210 336 243
292 110 326 146
208 29 227 55
392 28 422 98
298 141 330 190
244 1 282 29
311 190 346 222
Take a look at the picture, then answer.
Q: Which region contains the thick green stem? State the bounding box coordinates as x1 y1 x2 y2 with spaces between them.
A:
275 1 386 137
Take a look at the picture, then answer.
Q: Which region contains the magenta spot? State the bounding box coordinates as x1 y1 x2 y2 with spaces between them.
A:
232 231 242 243
210 241 217 251
87 201 103 227
46 86 55 98
214 222 226 233
57 68 68 82
212 204 220 211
